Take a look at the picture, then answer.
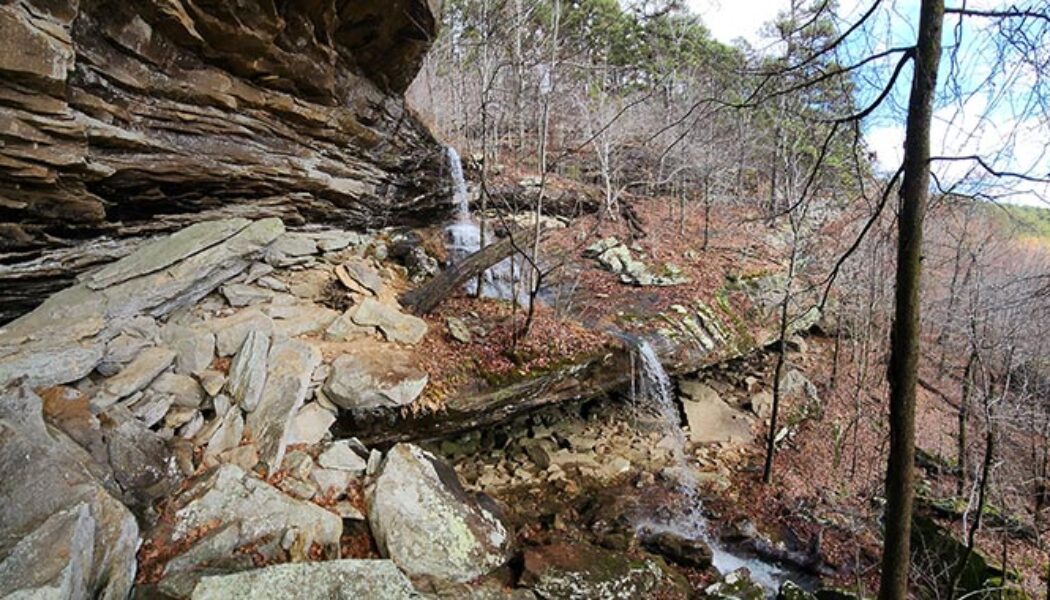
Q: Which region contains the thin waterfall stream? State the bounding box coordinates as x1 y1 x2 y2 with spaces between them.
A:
443 146 525 302
625 335 788 592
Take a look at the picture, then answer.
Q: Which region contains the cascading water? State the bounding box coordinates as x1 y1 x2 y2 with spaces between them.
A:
625 336 786 592
443 147 524 302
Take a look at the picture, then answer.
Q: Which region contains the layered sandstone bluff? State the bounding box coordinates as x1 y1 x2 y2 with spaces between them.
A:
0 0 447 321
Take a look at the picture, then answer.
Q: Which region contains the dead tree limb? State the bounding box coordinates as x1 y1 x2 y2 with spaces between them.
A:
401 227 541 314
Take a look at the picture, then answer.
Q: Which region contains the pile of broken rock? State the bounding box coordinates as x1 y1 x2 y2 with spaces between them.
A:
0 218 512 598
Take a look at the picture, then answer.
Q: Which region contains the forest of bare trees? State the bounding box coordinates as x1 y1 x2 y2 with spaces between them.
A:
408 0 1050 597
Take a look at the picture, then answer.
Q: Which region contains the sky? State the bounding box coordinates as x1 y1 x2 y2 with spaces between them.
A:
685 0 1050 207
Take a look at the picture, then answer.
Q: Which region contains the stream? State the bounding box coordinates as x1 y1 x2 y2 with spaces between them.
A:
625 335 796 593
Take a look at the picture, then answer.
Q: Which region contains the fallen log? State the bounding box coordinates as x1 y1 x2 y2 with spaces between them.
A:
400 227 541 314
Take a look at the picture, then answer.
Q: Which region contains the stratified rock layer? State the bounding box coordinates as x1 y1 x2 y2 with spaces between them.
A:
0 0 447 322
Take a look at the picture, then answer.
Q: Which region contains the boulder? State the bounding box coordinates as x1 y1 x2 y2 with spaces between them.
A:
245 339 321 469
288 403 336 446
317 440 368 475
324 352 429 411
190 559 418 599
225 329 270 412
369 443 511 583
680 382 753 445
0 385 139 599
640 530 714 569
351 298 429 344
102 405 181 506
149 464 342 572
521 542 680 599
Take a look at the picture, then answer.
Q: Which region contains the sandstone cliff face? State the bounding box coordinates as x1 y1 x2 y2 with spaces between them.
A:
0 0 445 247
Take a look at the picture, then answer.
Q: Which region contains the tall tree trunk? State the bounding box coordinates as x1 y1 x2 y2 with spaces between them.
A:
879 2 944 599
947 426 995 600
957 350 975 496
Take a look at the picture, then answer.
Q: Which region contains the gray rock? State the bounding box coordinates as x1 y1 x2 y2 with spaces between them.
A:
171 329 216 375
245 339 321 469
150 372 205 408
339 258 384 295
221 283 275 307
446 316 472 343
288 402 335 446
163 522 243 576
197 370 226 397
218 444 259 471
191 559 418 599
225 329 270 412
255 276 290 292
0 385 139 599
681 383 753 445
282 451 315 481
367 449 383 477
203 407 244 461
331 500 366 520
313 230 361 253
269 304 340 337
127 391 175 428
324 352 428 411
351 298 428 344
87 220 255 290
92 346 176 409
150 464 340 574
369 443 510 583
265 233 319 267
103 405 181 505
318 440 368 475
277 476 319 501
98 332 152 376
585 237 689 287
1 219 284 391
210 309 274 357
311 468 353 498
179 412 205 440
522 542 671 599
165 406 200 430
750 390 774 420
325 308 375 341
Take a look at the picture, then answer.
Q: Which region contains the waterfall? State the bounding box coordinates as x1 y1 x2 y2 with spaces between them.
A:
443 147 524 303
448 146 471 219
625 336 786 592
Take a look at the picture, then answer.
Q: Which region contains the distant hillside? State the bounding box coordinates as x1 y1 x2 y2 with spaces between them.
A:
994 203 1050 240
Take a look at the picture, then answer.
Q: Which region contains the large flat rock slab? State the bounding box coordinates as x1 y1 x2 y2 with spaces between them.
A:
190 559 418 599
0 218 284 388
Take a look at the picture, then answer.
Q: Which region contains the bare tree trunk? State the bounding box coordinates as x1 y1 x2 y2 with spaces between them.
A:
957 350 975 496
947 425 994 600
764 214 801 484
879 2 944 598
